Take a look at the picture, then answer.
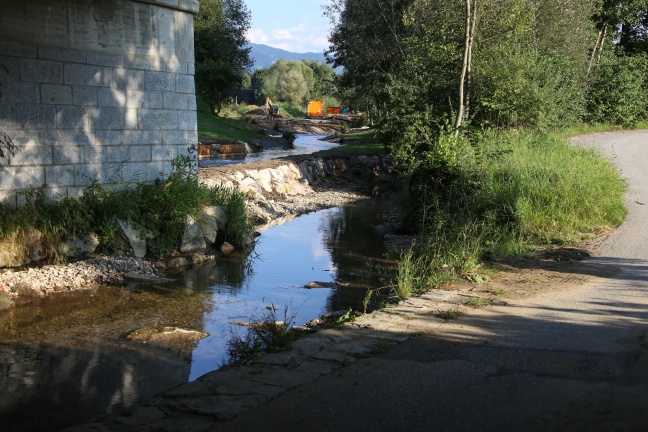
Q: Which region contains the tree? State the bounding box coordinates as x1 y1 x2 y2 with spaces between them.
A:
302 60 337 99
325 0 415 118
455 0 477 137
194 0 252 115
590 0 648 72
260 60 312 106
587 52 648 124
256 59 338 107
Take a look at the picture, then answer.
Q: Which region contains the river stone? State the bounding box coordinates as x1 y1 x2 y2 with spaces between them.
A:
127 325 209 346
181 216 206 253
197 212 219 245
60 233 99 258
220 242 235 254
123 272 173 284
118 220 149 258
304 281 337 289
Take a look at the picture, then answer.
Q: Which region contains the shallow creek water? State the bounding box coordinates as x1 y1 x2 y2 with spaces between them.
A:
0 200 398 431
198 134 340 167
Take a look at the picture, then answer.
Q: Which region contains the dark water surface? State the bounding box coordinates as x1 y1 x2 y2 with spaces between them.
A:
198 134 340 168
0 200 397 432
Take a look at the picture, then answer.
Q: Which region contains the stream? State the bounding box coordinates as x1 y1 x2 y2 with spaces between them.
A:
198 134 341 167
0 200 398 432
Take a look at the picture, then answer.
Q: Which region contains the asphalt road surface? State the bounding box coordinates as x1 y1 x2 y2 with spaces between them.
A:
211 130 648 432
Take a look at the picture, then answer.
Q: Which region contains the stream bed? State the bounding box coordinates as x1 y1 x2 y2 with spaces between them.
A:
0 200 398 432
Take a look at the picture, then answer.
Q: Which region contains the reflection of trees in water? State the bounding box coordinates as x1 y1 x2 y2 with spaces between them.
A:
178 250 257 292
0 341 191 431
0 284 214 431
321 203 398 311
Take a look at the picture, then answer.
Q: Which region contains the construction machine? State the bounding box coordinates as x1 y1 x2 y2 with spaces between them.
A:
266 97 279 119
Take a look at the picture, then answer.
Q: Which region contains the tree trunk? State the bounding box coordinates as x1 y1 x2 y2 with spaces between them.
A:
455 0 476 138
597 22 608 64
587 26 604 76
465 1 477 123
454 0 471 137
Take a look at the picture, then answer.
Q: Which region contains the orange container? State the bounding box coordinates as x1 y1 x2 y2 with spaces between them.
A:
198 145 212 156
307 100 324 117
327 106 342 115
219 143 247 154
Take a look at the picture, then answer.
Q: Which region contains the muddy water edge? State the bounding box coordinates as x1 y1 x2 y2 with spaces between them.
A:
0 197 401 432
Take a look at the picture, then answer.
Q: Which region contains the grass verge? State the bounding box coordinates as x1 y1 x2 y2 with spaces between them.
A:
395 129 627 294
197 98 268 142
322 127 386 155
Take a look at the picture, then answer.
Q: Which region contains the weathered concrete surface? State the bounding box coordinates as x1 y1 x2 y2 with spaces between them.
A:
0 0 198 205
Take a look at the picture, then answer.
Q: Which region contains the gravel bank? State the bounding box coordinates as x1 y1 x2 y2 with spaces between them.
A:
247 183 372 226
0 257 158 301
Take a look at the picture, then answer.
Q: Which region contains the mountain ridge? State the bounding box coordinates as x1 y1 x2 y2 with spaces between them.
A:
249 43 330 70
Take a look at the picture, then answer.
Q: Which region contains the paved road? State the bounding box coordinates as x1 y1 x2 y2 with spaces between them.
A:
209 131 648 431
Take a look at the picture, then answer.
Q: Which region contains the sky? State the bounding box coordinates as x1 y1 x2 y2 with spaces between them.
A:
244 0 333 53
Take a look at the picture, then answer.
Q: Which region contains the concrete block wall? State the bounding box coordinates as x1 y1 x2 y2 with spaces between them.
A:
0 0 199 205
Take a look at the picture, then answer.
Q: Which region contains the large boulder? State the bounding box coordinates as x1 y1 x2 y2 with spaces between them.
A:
0 288 11 310
197 213 219 246
197 206 228 246
0 228 43 268
180 215 206 253
118 220 150 258
59 233 99 258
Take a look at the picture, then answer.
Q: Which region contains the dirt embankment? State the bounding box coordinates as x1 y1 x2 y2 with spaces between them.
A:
244 108 359 135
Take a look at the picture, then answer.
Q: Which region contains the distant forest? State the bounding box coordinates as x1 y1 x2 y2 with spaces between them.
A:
248 43 332 71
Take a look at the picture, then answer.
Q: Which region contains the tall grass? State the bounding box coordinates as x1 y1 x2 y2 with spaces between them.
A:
395 130 627 292
279 103 307 118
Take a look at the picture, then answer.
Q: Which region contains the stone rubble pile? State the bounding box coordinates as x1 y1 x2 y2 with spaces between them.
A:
0 256 157 299
200 155 394 226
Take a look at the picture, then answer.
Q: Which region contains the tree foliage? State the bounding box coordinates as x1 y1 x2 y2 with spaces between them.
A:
256 59 337 107
587 52 648 125
194 0 252 115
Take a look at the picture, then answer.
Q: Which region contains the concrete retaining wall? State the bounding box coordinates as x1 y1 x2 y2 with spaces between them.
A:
0 0 199 205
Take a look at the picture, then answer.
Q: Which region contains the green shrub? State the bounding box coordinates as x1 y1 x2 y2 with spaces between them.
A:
587 53 648 126
279 103 307 118
282 130 296 146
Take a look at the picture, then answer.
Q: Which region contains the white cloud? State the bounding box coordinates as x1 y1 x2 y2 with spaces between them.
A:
275 29 295 40
248 14 329 52
247 28 269 45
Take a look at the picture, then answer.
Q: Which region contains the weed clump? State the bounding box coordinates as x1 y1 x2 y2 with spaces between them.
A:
225 305 298 365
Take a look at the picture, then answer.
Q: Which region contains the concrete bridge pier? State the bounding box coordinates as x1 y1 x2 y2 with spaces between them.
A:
0 0 199 205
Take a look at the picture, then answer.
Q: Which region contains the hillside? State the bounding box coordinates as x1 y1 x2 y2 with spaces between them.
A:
249 43 330 70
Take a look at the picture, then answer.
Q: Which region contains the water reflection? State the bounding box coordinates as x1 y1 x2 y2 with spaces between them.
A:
0 200 398 431
198 134 340 168
0 286 212 432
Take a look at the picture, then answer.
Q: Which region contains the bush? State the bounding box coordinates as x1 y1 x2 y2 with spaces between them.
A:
587 53 648 126
282 130 296 145
279 103 307 118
